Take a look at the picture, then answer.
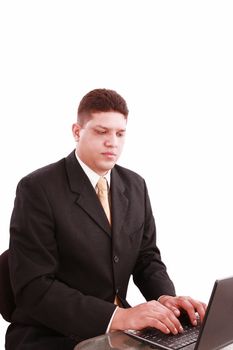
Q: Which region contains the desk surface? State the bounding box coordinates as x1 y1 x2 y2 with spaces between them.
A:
74 331 233 350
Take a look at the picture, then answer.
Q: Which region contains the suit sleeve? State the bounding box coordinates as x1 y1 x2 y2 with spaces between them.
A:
132 180 176 300
9 176 116 341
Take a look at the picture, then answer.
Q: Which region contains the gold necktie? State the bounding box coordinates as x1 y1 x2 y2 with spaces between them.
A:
96 177 121 306
96 177 111 224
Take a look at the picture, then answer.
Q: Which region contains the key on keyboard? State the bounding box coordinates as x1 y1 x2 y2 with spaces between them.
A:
131 323 200 350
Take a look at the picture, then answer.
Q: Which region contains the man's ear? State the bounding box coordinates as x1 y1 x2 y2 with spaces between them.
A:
72 123 81 141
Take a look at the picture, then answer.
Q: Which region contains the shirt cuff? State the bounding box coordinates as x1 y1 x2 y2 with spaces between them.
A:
106 306 119 333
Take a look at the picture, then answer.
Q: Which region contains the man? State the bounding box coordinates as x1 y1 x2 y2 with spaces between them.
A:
6 89 205 349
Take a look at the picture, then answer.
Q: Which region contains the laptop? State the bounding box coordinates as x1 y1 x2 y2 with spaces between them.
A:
124 276 233 350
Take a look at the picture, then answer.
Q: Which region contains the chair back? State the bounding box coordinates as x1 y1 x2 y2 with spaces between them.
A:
0 249 15 322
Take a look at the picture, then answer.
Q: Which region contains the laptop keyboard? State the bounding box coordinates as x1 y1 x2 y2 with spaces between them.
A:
126 320 200 350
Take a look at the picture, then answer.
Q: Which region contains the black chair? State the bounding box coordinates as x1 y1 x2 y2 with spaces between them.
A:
0 249 15 322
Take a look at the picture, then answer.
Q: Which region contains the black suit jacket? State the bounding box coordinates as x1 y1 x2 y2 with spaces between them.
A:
8 151 175 344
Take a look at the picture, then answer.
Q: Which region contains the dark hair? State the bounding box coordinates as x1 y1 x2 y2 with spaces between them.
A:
77 88 129 124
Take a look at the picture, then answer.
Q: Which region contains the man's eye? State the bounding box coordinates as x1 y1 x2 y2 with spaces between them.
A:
95 130 106 134
117 132 124 137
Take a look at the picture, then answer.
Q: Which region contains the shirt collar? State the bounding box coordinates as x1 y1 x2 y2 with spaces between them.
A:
75 151 111 189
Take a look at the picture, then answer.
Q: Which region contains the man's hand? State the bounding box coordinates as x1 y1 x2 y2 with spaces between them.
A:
158 295 206 326
110 300 185 335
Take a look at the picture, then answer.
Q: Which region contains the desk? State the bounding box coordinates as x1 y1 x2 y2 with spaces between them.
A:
74 331 233 350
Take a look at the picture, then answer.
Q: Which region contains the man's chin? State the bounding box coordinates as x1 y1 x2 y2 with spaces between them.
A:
99 161 116 174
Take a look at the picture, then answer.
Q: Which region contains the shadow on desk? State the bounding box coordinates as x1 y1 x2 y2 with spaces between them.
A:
74 331 233 350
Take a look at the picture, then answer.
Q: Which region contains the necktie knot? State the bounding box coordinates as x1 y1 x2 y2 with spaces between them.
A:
96 177 108 194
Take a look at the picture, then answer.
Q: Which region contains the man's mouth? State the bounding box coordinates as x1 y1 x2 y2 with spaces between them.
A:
101 152 117 158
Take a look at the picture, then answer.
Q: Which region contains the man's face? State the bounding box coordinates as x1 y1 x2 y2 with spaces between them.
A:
72 111 127 175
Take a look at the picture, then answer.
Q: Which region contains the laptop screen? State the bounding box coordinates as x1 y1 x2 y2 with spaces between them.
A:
196 276 233 350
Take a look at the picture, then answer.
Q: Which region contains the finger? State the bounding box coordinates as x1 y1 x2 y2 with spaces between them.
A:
149 318 171 334
149 316 179 335
161 300 181 317
184 299 207 324
194 302 207 323
175 297 199 325
150 306 184 335
159 296 207 326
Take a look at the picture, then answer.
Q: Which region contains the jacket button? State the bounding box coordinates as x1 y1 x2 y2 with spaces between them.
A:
113 255 119 263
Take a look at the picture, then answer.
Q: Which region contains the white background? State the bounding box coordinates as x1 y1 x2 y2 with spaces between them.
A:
0 0 233 347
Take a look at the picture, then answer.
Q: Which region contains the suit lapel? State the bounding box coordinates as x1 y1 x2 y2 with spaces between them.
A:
110 168 129 237
65 151 111 236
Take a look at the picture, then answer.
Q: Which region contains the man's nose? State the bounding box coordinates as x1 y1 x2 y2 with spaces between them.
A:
104 134 117 147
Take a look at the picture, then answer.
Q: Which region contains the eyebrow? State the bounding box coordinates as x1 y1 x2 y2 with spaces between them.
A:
94 125 126 132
